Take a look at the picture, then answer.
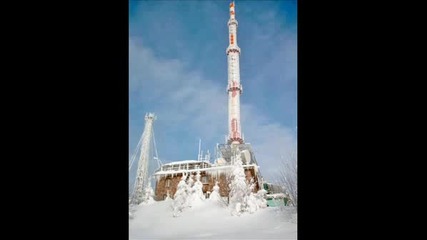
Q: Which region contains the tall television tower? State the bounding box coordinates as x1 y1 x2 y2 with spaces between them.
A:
226 1 243 145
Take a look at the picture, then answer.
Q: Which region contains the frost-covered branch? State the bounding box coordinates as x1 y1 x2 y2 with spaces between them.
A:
278 150 297 207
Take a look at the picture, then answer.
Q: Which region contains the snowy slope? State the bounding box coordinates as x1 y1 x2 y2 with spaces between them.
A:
129 199 297 239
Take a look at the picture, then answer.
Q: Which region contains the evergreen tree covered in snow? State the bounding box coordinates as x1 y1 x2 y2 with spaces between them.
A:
165 190 174 211
164 190 172 202
186 173 195 208
228 150 248 216
255 188 268 209
244 178 259 213
173 174 189 217
228 151 267 215
191 171 205 207
245 192 258 213
209 181 222 202
141 181 155 205
208 181 228 208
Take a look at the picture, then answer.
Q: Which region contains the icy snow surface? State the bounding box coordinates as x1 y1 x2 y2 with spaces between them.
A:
129 199 297 239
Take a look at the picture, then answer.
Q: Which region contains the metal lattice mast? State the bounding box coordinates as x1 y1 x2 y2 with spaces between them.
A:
132 113 156 204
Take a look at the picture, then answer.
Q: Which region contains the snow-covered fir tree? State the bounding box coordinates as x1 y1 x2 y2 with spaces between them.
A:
141 181 155 205
245 192 258 213
209 181 221 201
209 181 226 207
243 178 258 213
164 190 173 210
173 174 189 217
255 188 268 209
228 150 248 216
228 151 267 215
191 170 205 207
164 190 172 202
186 173 195 208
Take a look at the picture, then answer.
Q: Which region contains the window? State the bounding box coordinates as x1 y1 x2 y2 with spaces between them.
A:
165 179 171 188
201 176 209 184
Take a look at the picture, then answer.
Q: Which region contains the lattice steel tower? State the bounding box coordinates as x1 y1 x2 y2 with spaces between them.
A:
131 113 156 204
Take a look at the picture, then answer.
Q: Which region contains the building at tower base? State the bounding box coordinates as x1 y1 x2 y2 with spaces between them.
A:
153 145 262 201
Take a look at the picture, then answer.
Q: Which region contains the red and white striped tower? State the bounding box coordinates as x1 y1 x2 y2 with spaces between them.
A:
226 1 243 145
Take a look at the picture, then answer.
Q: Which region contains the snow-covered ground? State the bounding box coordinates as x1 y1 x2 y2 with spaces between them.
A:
129 199 297 239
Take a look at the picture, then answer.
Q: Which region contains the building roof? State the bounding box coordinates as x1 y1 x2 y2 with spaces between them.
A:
162 160 211 166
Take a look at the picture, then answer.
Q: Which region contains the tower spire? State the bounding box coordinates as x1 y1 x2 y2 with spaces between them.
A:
229 1 235 19
226 1 243 145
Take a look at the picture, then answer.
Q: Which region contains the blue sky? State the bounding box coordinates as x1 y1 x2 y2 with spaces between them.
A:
129 0 297 183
